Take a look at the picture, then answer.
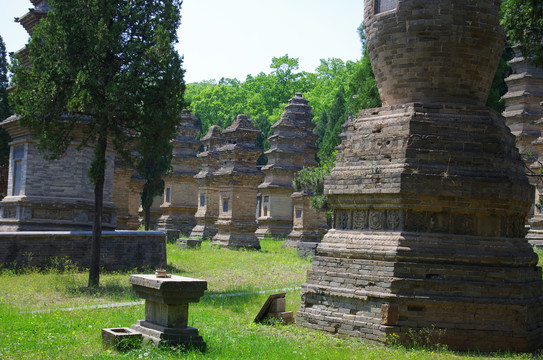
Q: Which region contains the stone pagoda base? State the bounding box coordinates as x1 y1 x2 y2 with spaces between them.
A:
156 214 196 242
282 191 328 257
183 222 217 248
188 218 218 243
0 196 116 231
255 218 292 240
297 104 543 352
299 230 543 351
284 229 324 258
212 220 261 250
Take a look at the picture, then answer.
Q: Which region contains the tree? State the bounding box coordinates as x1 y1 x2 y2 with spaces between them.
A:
0 36 10 121
292 153 335 213
318 87 348 163
346 23 381 114
486 46 514 113
0 36 12 174
501 0 543 68
10 0 185 287
270 54 302 107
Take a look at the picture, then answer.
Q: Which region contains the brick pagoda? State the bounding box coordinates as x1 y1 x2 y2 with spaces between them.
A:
256 93 317 240
212 115 263 249
502 47 543 248
298 0 543 352
156 110 200 240
186 125 225 247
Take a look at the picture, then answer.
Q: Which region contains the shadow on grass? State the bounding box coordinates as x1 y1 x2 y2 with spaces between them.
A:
77 283 137 300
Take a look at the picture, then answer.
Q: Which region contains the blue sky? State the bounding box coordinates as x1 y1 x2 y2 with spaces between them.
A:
0 0 365 83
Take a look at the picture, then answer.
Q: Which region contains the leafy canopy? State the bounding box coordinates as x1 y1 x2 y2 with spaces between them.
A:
0 36 11 171
501 0 543 67
10 0 185 285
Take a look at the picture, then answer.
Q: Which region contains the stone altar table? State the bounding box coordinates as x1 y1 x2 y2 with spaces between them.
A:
129 274 207 350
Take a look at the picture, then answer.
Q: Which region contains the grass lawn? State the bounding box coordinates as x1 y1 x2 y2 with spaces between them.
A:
0 240 540 359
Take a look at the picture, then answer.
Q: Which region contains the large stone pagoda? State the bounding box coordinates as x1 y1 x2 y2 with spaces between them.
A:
502 47 543 248
156 110 200 240
0 0 117 231
212 115 263 249
298 0 543 352
186 125 225 246
256 93 318 240
0 117 117 230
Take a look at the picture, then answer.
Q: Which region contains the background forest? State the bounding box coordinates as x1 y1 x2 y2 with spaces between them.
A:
185 24 513 168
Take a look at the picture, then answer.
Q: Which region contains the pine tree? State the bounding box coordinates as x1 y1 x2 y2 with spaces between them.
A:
318 87 347 163
11 0 185 287
0 36 12 171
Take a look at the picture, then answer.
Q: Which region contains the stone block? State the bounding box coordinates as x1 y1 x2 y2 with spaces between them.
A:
130 274 207 349
102 327 142 351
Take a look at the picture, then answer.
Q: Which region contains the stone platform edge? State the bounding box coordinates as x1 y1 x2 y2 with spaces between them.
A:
0 230 167 270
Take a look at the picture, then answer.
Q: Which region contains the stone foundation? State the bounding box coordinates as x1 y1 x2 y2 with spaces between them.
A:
0 230 166 270
297 103 543 352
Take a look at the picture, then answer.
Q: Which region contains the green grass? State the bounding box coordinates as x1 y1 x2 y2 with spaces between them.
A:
0 239 540 359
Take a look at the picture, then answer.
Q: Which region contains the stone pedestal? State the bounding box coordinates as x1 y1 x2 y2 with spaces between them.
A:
256 93 317 240
212 115 263 250
298 0 543 352
283 190 327 257
187 125 225 246
129 274 207 349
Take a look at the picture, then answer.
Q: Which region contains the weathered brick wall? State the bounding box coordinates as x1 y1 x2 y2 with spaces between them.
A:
0 231 166 270
365 0 504 106
298 0 543 352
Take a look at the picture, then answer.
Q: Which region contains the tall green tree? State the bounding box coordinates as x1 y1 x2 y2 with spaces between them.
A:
486 46 514 113
318 86 348 163
347 23 381 114
0 36 12 173
11 0 185 287
501 0 543 68
0 36 9 121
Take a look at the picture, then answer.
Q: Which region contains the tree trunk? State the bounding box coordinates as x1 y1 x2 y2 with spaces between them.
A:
88 132 107 288
144 204 151 231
